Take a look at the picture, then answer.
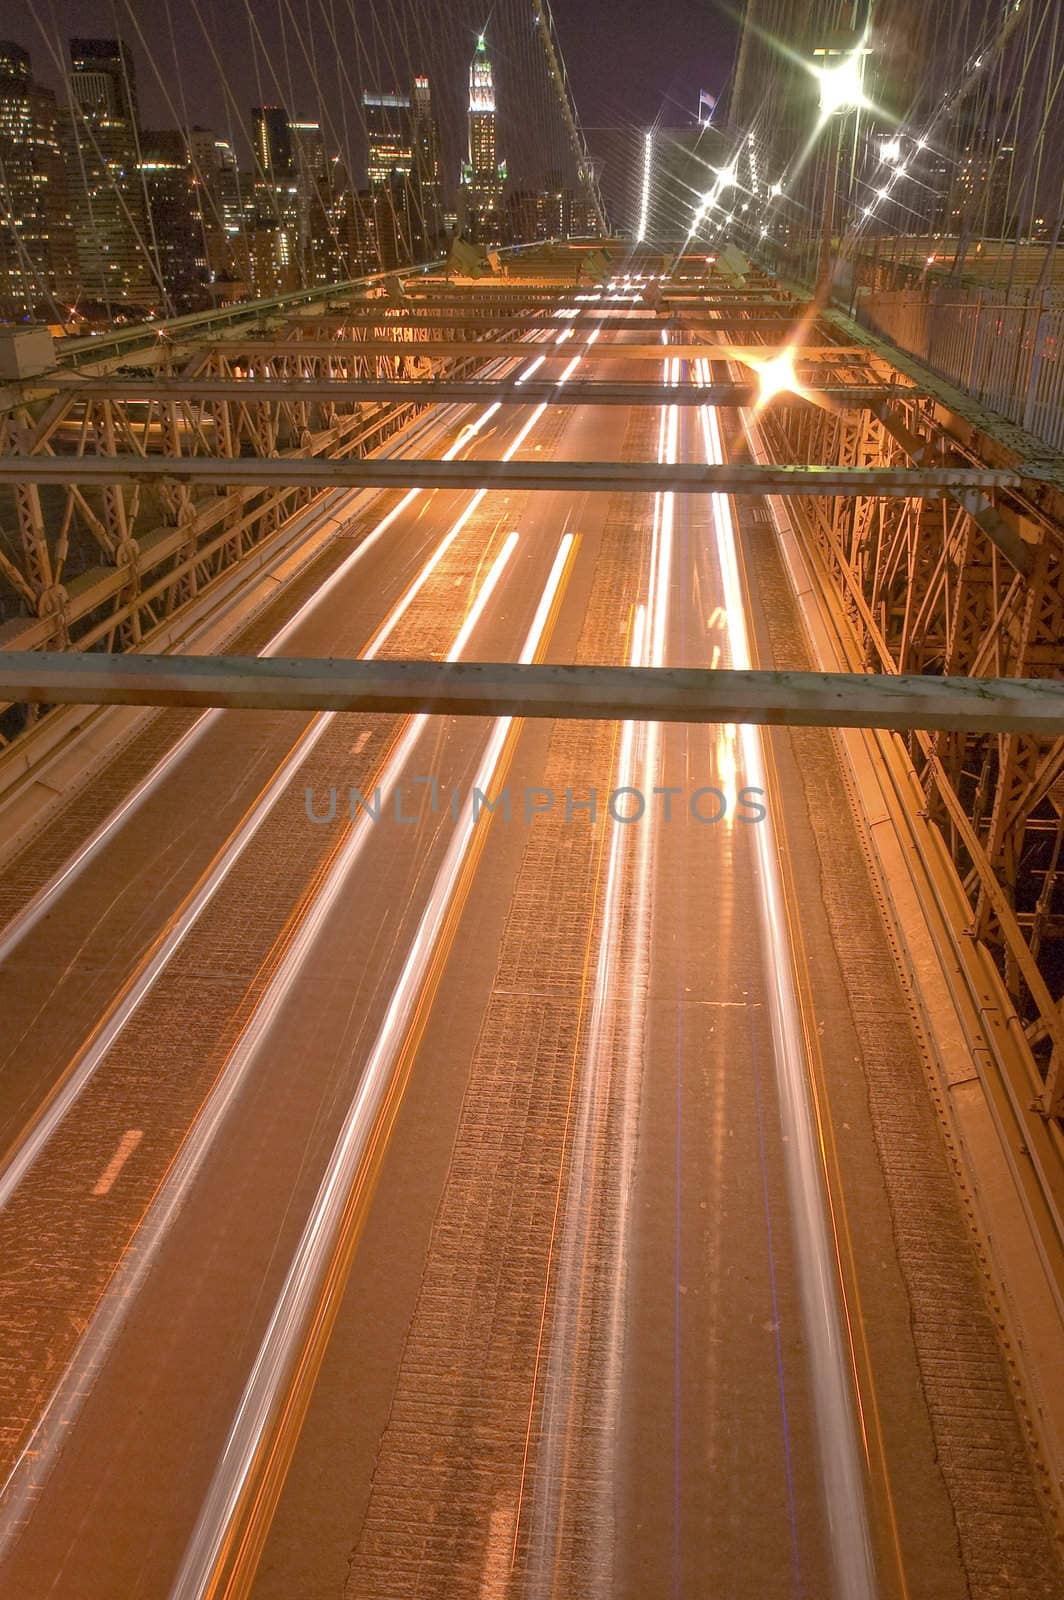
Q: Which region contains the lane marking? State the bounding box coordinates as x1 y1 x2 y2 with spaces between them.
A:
0 400 546 1216
0 528 535 1562
91 1130 143 1197
479 1497 518 1600
170 535 580 1600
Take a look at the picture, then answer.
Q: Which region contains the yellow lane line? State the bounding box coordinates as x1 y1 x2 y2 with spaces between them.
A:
735 520 912 1600
210 537 582 1600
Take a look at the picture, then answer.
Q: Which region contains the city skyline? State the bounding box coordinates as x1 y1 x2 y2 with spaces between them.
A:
0 26 604 321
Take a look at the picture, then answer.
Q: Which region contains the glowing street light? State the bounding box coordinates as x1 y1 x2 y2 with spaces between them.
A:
637 129 653 242
716 162 739 190
816 50 866 116
769 181 783 198
754 347 804 407
812 38 870 294
880 138 902 163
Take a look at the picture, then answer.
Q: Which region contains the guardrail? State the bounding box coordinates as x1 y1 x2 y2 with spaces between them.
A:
851 279 1064 453
50 238 589 375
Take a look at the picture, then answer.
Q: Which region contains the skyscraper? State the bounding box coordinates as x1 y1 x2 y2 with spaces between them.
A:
460 34 507 244
69 37 137 122
185 128 249 287
364 93 413 188
253 106 293 185
411 75 444 255
64 36 154 312
250 106 298 291
138 130 208 310
290 120 345 284
0 42 77 319
363 91 415 268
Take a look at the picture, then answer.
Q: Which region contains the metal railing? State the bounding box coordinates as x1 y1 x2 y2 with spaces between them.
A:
50 240 574 375
851 279 1064 454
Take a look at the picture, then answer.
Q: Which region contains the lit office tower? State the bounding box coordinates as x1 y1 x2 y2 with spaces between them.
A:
363 90 414 269
461 33 507 244
186 129 246 283
0 41 77 319
411 74 444 255
250 106 298 293
253 105 293 185
290 119 343 283
252 105 297 227
364 91 413 187
290 120 324 247
65 36 153 311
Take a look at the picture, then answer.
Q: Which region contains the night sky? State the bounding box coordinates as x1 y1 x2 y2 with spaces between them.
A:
12 0 742 216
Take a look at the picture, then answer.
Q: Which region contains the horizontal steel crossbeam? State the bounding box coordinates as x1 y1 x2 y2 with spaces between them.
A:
204 339 866 362
3 654 1063 734
0 457 1023 495
68 379 915 408
284 312 812 332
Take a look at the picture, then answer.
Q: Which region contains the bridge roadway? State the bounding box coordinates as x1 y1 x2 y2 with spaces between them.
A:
0 308 1059 1600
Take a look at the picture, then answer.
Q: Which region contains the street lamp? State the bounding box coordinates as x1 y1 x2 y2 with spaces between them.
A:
815 49 866 117
811 39 869 296
753 346 805 408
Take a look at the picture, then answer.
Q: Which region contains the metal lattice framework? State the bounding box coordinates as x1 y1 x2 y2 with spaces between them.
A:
0 264 563 659
759 356 1064 1115
1 244 1063 1116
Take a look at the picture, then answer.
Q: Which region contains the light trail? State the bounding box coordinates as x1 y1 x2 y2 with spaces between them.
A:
515 355 547 383
169 534 577 1600
0 312 604 1559
0 527 527 1559
0 379 555 1215
0 342 533 968
526 337 677 1598
695 359 878 1600
637 128 653 242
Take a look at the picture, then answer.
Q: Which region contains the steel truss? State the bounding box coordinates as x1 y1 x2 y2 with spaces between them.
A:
1 247 1063 1120
761 382 1064 1115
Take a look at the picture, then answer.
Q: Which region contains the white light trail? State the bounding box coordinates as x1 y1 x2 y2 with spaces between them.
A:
697 363 877 1600
528 341 676 1593
0 307 607 1554
0 355 564 1212
0 522 531 1556
170 534 576 1600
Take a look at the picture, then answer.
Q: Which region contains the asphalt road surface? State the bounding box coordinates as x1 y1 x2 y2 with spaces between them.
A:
0 308 1060 1600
